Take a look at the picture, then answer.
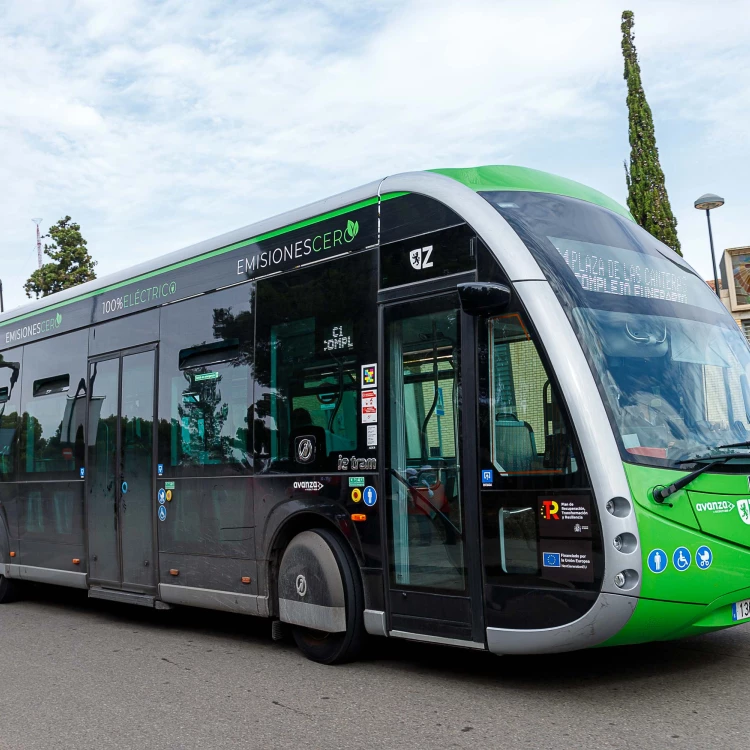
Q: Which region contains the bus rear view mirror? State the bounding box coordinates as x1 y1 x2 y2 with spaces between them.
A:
457 282 512 315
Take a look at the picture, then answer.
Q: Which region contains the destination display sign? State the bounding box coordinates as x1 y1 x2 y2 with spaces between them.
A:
551 236 724 314
0 202 377 350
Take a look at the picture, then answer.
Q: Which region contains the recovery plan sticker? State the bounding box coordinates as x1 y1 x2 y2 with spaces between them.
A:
538 495 594 583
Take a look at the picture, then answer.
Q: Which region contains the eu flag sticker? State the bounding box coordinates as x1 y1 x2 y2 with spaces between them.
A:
543 552 561 568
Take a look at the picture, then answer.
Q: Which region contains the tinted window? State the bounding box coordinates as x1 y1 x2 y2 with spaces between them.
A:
380 193 463 245
19 331 87 479
89 309 159 356
489 314 577 475
385 297 466 592
254 251 377 472
0 348 22 481
158 285 254 477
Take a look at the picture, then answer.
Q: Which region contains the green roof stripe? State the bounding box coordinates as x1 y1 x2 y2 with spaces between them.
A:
431 165 634 221
1 193 402 329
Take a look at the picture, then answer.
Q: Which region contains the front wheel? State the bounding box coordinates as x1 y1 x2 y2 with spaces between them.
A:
281 528 365 665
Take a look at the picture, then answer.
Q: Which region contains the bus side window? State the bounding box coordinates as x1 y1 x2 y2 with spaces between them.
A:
264 318 359 468
490 314 575 475
158 286 254 477
254 252 378 473
19 331 87 480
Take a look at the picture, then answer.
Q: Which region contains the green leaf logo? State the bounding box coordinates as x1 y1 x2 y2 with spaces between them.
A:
55 313 62 327
344 219 359 242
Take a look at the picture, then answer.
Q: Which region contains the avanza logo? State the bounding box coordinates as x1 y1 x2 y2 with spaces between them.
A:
695 500 735 514
4 311 62 345
237 218 360 277
293 481 324 492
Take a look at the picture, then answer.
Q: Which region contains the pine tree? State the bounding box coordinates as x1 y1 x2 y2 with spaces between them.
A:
621 10 681 255
24 216 97 298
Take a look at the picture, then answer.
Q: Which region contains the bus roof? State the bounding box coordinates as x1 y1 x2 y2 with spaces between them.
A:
431 165 634 221
0 164 630 328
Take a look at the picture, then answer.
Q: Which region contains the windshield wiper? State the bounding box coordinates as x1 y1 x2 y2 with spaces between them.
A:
654 452 750 504
716 440 750 449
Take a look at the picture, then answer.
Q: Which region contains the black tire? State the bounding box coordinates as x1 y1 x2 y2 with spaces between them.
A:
289 528 365 665
0 574 18 604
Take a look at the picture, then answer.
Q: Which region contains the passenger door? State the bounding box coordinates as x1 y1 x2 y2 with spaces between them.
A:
383 294 484 645
87 347 156 592
479 311 599 632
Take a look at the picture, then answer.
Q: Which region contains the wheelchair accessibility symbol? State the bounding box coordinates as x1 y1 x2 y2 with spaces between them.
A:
673 546 691 572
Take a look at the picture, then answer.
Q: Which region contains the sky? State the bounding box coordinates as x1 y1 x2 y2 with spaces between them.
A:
1 0 748 312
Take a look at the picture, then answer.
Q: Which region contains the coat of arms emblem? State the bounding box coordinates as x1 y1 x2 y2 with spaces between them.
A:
738 498 750 525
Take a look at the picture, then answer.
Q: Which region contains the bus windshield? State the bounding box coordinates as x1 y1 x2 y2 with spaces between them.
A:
482 190 750 469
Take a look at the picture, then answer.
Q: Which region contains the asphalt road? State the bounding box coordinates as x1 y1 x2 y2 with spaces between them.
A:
0 586 747 750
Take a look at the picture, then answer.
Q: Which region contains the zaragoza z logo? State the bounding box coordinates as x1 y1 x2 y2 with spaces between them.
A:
409 245 434 271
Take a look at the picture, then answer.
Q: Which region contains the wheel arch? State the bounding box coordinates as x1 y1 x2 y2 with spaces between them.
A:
266 510 364 618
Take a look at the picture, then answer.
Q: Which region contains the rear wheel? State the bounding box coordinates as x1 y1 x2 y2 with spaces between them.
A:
0 574 18 604
283 528 365 665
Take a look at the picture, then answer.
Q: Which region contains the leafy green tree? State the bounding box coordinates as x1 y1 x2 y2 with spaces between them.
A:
621 10 681 255
24 216 97 298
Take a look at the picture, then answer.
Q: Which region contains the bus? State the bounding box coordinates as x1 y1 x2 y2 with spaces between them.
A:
2 164 750 664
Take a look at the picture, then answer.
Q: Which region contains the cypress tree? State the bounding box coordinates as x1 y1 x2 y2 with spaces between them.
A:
621 10 681 255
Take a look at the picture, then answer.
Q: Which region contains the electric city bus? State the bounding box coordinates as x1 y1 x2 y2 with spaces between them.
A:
2 165 750 664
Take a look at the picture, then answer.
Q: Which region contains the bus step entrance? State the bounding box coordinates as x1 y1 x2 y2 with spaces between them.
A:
88 587 157 608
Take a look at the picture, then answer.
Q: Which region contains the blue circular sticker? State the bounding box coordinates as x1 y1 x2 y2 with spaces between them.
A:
673 546 691 572
696 545 713 569
121 481 128 495
158 505 167 522
363 486 377 507
647 548 667 574
158 488 166 505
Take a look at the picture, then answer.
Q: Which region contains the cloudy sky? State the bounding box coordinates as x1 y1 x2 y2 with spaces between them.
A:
1 0 748 311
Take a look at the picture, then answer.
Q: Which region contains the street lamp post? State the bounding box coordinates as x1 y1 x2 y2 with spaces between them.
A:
694 193 725 298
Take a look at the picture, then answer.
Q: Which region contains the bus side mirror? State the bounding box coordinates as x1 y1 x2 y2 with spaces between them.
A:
457 283 512 315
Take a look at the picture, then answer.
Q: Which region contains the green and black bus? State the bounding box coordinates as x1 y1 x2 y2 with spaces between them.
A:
2 165 750 663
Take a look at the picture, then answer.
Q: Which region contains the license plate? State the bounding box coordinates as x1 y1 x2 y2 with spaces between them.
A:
732 599 750 622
